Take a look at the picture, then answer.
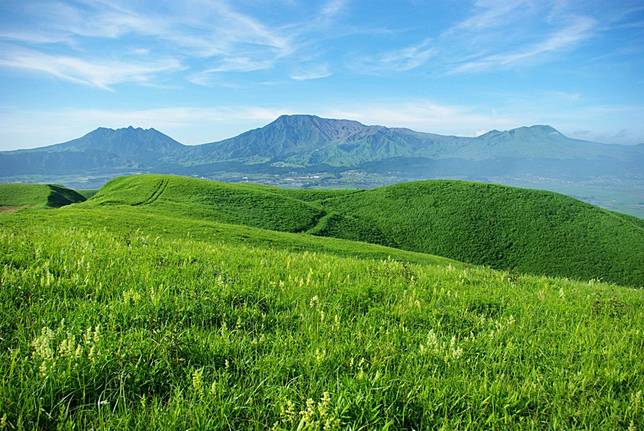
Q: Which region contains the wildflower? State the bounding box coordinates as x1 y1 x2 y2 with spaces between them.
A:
192 368 203 394
300 398 316 427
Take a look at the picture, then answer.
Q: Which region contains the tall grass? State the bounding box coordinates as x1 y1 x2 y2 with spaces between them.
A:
1 223 642 429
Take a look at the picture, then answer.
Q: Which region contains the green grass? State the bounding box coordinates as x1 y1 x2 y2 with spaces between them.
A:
81 175 644 287
0 183 85 210
1 174 641 429
0 205 458 268
76 189 99 199
321 180 644 287
0 220 642 430
84 175 326 233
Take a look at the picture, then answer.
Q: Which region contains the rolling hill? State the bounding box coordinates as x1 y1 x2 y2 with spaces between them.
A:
76 174 643 286
0 183 86 210
321 180 644 286
0 174 642 430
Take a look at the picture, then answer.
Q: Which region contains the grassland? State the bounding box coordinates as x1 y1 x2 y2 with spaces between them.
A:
321 180 644 287
0 183 85 211
1 219 642 430
83 175 644 287
0 175 642 429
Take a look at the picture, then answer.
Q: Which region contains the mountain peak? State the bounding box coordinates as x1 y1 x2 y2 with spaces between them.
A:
525 125 562 134
479 125 564 139
90 126 159 134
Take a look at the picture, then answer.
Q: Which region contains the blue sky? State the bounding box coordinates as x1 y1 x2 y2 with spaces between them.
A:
1 0 643 149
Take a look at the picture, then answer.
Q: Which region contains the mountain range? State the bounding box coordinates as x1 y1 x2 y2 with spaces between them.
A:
1 114 643 216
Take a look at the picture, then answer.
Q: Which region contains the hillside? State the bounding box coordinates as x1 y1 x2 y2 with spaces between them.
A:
0 204 642 429
83 175 380 238
0 183 85 210
79 174 643 286
322 180 644 286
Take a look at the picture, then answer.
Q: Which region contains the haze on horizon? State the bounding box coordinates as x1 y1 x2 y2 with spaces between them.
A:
0 0 643 150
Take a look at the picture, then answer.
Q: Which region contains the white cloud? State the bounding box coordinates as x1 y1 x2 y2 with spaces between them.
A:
450 0 533 33
290 64 332 80
450 16 595 73
0 46 182 90
320 0 347 18
0 0 304 87
352 38 437 73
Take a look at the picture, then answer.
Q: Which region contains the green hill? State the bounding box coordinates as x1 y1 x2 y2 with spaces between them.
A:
0 206 642 430
321 180 644 287
83 175 384 240
0 174 642 429
0 183 85 210
81 175 643 287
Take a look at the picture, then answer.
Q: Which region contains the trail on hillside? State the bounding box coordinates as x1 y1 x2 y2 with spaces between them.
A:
133 179 168 206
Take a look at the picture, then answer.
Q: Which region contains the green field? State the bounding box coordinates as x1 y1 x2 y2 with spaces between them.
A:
81 175 644 287
0 175 642 430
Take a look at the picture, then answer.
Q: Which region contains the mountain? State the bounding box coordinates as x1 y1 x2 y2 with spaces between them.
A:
46 126 185 161
3 115 641 172
186 116 641 166
0 127 184 176
1 115 643 216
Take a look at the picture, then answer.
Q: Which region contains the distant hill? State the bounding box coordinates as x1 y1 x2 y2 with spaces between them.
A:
188 115 643 167
0 183 85 210
82 174 643 286
1 115 643 216
0 127 184 176
2 115 642 174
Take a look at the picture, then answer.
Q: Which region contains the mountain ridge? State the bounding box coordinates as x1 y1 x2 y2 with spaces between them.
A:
1 114 642 217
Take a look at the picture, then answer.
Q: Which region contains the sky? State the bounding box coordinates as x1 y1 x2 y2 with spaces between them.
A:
1 0 643 150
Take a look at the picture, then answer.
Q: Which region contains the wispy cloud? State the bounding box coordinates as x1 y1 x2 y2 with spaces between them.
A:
0 0 349 89
346 1 597 76
451 16 595 73
320 0 347 18
0 45 181 90
450 0 533 33
352 38 437 73
290 64 332 80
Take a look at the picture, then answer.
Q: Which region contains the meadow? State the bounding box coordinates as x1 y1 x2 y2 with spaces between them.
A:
83 175 644 287
0 177 642 429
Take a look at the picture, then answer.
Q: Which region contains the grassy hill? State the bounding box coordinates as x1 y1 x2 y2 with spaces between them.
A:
86 175 329 233
0 175 642 429
81 175 643 287
0 183 85 210
0 208 642 429
1 205 458 268
83 175 385 241
320 180 644 287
